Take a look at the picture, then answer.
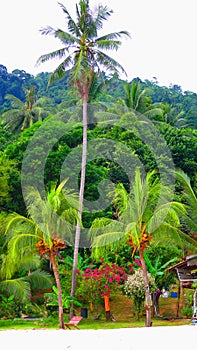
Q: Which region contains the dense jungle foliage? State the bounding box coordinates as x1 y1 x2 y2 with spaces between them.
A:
0 63 197 216
0 60 197 325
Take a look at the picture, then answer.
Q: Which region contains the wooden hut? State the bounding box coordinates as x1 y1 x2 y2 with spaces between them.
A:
168 254 197 288
167 255 197 317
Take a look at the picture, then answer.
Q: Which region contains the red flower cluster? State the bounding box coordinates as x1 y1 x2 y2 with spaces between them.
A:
78 261 127 298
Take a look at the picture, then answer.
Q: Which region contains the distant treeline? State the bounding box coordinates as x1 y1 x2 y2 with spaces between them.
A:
0 64 197 129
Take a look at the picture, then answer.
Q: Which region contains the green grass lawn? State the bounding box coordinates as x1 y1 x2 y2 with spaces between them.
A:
0 315 191 331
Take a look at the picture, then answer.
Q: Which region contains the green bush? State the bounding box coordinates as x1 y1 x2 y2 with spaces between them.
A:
181 306 193 318
0 294 19 319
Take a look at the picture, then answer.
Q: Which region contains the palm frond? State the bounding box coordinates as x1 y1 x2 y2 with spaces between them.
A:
18 255 41 272
89 217 125 241
8 233 39 260
177 229 197 253
4 213 36 242
40 26 56 36
26 270 53 290
168 201 187 215
46 179 70 211
60 207 80 226
1 110 24 132
147 199 186 234
124 82 133 109
90 216 121 230
95 111 119 124
176 169 197 209
93 5 113 30
91 231 126 259
147 206 178 234
152 222 197 254
112 182 129 215
125 221 139 234
133 168 150 218
95 50 127 76
0 254 18 280
71 51 90 83
0 278 31 302
152 223 183 248
5 94 24 109
54 30 79 46
180 214 197 234
144 107 164 119
58 2 81 36
175 169 197 231
96 31 130 42
61 191 80 211
95 39 121 51
55 178 69 196
36 48 69 66
3 215 40 278
48 55 73 86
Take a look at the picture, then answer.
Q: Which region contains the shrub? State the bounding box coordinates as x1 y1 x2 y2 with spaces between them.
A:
124 268 157 319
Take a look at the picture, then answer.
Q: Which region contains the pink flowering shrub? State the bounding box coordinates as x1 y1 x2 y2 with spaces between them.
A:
76 261 127 306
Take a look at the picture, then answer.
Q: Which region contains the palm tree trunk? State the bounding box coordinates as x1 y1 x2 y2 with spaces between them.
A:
50 252 65 329
139 248 152 327
70 91 88 317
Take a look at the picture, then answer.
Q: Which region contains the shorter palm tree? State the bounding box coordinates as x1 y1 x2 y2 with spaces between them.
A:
123 81 163 120
161 103 192 128
176 169 197 238
3 179 79 329
89 168 197 327
1 86 50 132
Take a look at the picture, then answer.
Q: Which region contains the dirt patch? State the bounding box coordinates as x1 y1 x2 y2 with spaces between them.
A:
109 293 182 321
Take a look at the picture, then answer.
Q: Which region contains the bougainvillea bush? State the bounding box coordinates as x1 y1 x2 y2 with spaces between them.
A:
76 261 127 310
124 268 157 319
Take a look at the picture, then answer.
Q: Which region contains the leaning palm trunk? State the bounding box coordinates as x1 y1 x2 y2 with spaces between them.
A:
70 91 88 317
139 248 152 327
50 251 65 329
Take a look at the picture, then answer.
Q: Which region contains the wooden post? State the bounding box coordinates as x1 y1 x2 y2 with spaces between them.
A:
104 295 111 320
176 284 181 318
89 301 93 312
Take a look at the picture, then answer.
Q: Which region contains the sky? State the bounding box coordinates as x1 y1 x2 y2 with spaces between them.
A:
1 0 197 93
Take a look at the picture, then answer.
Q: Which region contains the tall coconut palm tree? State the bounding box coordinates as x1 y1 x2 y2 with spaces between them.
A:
37 0 130 311
89 168 197 326
3 179 79 329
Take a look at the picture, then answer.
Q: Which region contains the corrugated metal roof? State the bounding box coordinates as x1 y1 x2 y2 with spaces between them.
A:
167 255 197 287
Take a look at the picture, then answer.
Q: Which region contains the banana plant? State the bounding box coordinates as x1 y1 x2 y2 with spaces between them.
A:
143 252 179 289
44 285 82 311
